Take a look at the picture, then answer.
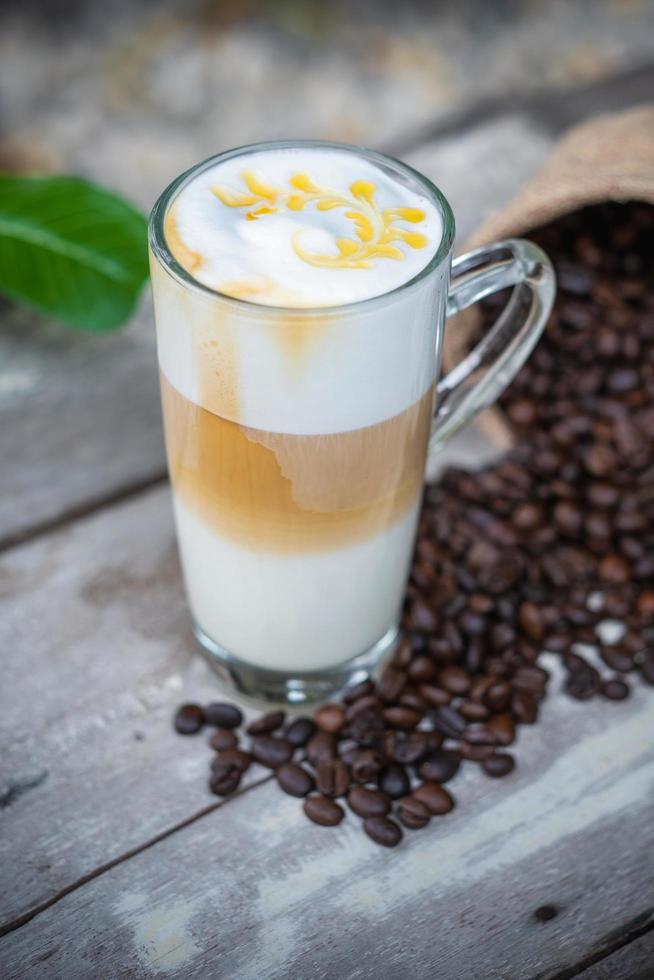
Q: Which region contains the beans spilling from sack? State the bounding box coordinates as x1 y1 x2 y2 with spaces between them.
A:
175 202 654 846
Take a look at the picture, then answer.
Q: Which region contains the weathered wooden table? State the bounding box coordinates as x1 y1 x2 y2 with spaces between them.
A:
2 72 654 979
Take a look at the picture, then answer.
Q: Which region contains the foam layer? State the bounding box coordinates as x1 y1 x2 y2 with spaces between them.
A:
166 146 443 307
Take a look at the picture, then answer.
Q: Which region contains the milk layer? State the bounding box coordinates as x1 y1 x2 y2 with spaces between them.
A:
173 493 421 672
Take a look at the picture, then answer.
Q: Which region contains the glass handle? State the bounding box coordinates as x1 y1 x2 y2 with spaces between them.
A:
430 238 556 452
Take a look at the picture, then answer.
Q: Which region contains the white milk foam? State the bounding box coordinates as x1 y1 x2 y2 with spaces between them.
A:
169 146 443 307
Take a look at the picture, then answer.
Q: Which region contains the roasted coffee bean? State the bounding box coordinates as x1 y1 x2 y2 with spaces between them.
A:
209 763 241 796
599 554 631 584
511 692 538 724
398 688 429 712
397 796 431 829
418 683 452 707
639 657 654 685
565 666 601 700
433 705 466 738
350 749 384 783
214 747 252 771
363 815 403 847
459 741 496 761
438 666 471 695
384 730 429 765
305 731 337 766
418 749 460 784
276 762 314 797
601 678 630 701
303 795 345 827
518 601 544 641
209 729 238 751
379 666 407 701
383 706 422 730
378 763 411 799
412 782 455 815
482 753 516 778
600 646 634 672
250 735 293 769
344 694 383 722
484 680 512 712
347 785 391 817
247 711 286 735
316 759 351 797
314 704 346 734
342 678 376 703
486 713 516 746
463 724 497 746
408 656 437 683
285 717 316 748
204 702 242 729
347 707 386 747
459 700 490 722
174 703 205 735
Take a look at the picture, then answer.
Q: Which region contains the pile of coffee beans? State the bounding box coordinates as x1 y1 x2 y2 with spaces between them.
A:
174 202 654 846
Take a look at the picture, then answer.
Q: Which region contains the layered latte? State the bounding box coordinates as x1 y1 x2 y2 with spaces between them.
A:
150 145 446 672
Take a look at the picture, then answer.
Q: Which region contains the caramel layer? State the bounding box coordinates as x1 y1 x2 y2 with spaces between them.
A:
161 373 432 554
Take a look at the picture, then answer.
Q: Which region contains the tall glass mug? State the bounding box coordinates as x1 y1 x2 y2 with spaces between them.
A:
149 141 555 704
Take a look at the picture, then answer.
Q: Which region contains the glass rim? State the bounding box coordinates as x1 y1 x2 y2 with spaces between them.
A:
148 138 456 317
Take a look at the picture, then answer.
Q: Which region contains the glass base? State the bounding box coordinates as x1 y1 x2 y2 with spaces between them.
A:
194 622 400 707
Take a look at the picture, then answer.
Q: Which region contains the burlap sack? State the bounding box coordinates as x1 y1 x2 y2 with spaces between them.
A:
445 104 654 450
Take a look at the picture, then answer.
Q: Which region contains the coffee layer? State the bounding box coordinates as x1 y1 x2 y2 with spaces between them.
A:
161 371 433 554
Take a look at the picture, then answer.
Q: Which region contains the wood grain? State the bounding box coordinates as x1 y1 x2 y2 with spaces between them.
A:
0 646 652 978
572 929 654 980
0 485 268 929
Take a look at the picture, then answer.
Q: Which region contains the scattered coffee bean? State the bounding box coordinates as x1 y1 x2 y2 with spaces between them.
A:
316 759 351 797
247 711 286 735
363 815 403 847
209 729 238 751
209 763 241 796
174 703 205 735
383 706 422 730
250 735 293 769
601 678 630 701
397 796 431 829
482 753 516 778
285 717 316 748
303 795 345 827
314 704 346 734
215 747 252 772
276 763 315 798
342 678 376 703
305 731 337 766
384 730 429 765
418 749 461 784
347 785 391 818
378 764 411 800
412 782 455 816
204 702 242 729
350 749 384 783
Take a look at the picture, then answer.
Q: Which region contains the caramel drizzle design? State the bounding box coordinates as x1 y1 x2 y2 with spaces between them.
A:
211 171 428 270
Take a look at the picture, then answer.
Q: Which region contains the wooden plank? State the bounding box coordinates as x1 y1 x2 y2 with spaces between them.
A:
0 112 551 546
0 651 653 979
572 929 654 980
0 485 267 929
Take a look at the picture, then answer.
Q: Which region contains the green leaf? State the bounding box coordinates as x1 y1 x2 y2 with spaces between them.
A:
0 175 149 331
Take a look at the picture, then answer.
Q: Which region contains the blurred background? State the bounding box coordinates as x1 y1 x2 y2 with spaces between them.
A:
2 0 654 202
1 0 653 547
